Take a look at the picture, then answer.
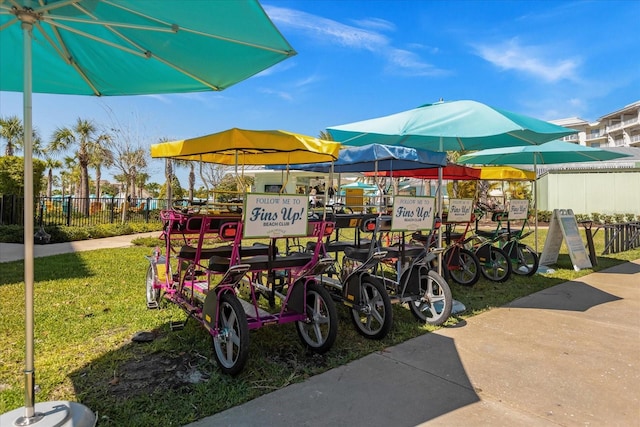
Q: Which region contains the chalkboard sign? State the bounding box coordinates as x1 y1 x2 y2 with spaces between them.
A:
539 209 592 271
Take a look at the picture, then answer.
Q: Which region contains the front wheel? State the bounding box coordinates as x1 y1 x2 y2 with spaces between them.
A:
409 269 452 325
211 293 250 376
350 277 393 340
145 264 161 307
477 244 512 282
512 243 539 276
296 281 338 354
444 247 480 286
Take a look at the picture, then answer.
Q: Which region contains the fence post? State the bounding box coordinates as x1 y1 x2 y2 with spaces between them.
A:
109 195 115 223
145 197 151 223
65 196 72 226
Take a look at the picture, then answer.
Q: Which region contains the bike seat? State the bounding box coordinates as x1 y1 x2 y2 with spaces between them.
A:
208 252 313 272
382 244 426 259
343 246 371 263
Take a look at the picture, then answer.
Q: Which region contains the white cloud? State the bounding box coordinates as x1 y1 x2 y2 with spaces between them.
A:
258 87 293 101
264 5 445 77
351 17 396 32
473 38 580 82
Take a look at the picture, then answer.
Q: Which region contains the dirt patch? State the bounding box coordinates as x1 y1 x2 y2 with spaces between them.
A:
107 349 211 398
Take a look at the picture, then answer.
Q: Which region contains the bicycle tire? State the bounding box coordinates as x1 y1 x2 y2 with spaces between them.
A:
349 276 393 340
211 292 250 376
476 243 512 282
408 268 452 325
444 247 480 286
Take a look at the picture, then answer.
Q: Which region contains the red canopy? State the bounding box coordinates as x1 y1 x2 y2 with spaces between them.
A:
364 163 481 180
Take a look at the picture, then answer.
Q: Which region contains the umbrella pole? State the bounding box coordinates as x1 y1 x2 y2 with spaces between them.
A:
22 20 37 421
534 157 538 255
437 138 443 276
3 13 95 427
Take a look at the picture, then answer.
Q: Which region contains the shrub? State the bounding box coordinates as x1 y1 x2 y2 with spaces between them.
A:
613 214 625 224
602 214 614 224
537 210 552 223
574 214 590 222
591 212 601 222
0 222 163 243
626 213 638 222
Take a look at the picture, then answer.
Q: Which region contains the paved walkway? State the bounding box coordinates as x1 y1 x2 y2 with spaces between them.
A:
187 260 640 427
0 232 158 263
2 235 638 426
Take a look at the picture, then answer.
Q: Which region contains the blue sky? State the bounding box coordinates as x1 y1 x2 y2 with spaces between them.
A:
1 0 639 185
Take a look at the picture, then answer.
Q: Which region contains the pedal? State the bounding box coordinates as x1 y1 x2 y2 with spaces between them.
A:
169 320 186 331
146 301 159 310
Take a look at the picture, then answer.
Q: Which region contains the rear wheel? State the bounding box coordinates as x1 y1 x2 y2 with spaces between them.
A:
478 245 512 282
444 247 480 286
512 243 539 276
409 269 452 325
211 293 249 376
350 277 393 340
296 282 338 354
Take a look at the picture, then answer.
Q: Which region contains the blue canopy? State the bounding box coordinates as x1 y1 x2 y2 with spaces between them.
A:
274 143 446 173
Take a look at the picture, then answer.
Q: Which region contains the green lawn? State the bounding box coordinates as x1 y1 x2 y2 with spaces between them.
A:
1 229 638 426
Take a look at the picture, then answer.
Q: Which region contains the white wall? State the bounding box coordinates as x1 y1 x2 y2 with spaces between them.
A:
538 170 640 215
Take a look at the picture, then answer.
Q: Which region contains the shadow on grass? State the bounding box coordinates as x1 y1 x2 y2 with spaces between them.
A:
67 309 480 426
0 253 93 286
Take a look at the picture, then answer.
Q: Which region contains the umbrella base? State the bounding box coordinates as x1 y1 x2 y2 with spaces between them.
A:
1 401 95 427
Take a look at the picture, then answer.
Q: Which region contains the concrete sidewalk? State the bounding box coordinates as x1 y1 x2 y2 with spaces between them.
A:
187 260 640 427
0 232 158 263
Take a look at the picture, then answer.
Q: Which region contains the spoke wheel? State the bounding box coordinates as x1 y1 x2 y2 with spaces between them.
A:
409 269 452 325
512 244 539 276
211 293 249 376
296 282 338 354
145 264 161 306
445 247 480 286
479 245 512 282
350 277 393 340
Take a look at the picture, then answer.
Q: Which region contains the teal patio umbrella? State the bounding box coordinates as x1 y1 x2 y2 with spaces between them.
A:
327 100 577 151
327 100 577 266
0 1 295 425
458 140 633 253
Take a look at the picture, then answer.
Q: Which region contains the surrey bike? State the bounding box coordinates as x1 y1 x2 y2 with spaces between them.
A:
145 197 338 375
367 214 452 325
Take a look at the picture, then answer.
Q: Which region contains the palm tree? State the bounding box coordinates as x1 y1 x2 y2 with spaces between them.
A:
42 157 62 198
1 115 42 156
173 159 196 201
90 143 113 200
0 115 23 156
50 118 108 215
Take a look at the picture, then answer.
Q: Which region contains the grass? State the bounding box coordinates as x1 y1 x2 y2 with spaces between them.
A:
0 228 638 426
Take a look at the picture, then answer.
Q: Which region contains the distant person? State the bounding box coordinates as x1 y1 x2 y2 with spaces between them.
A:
309 188 317 208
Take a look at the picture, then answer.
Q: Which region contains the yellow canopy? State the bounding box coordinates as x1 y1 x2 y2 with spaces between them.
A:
150 128 341 165
478 166 535 181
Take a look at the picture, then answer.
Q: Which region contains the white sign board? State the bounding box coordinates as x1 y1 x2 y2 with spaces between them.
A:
243 194 308 238
539 209 592 271
391 196 436 231
508 199 529 221
447 199 473 223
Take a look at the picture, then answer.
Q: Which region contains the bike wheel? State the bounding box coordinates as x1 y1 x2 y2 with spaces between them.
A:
296 281 338 354
445 247 480 286
512 243 539 277
409 269 452 325
349 277 393 340
145 264 161 306
211 292 250 376
478 245 512 282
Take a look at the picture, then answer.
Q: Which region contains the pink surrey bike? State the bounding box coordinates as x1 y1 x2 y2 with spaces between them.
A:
145 198 338 375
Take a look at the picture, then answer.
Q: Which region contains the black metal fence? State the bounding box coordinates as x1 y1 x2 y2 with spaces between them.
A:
1 195 167 227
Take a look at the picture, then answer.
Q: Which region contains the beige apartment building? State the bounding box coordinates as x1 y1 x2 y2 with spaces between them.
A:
552 100 640 148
